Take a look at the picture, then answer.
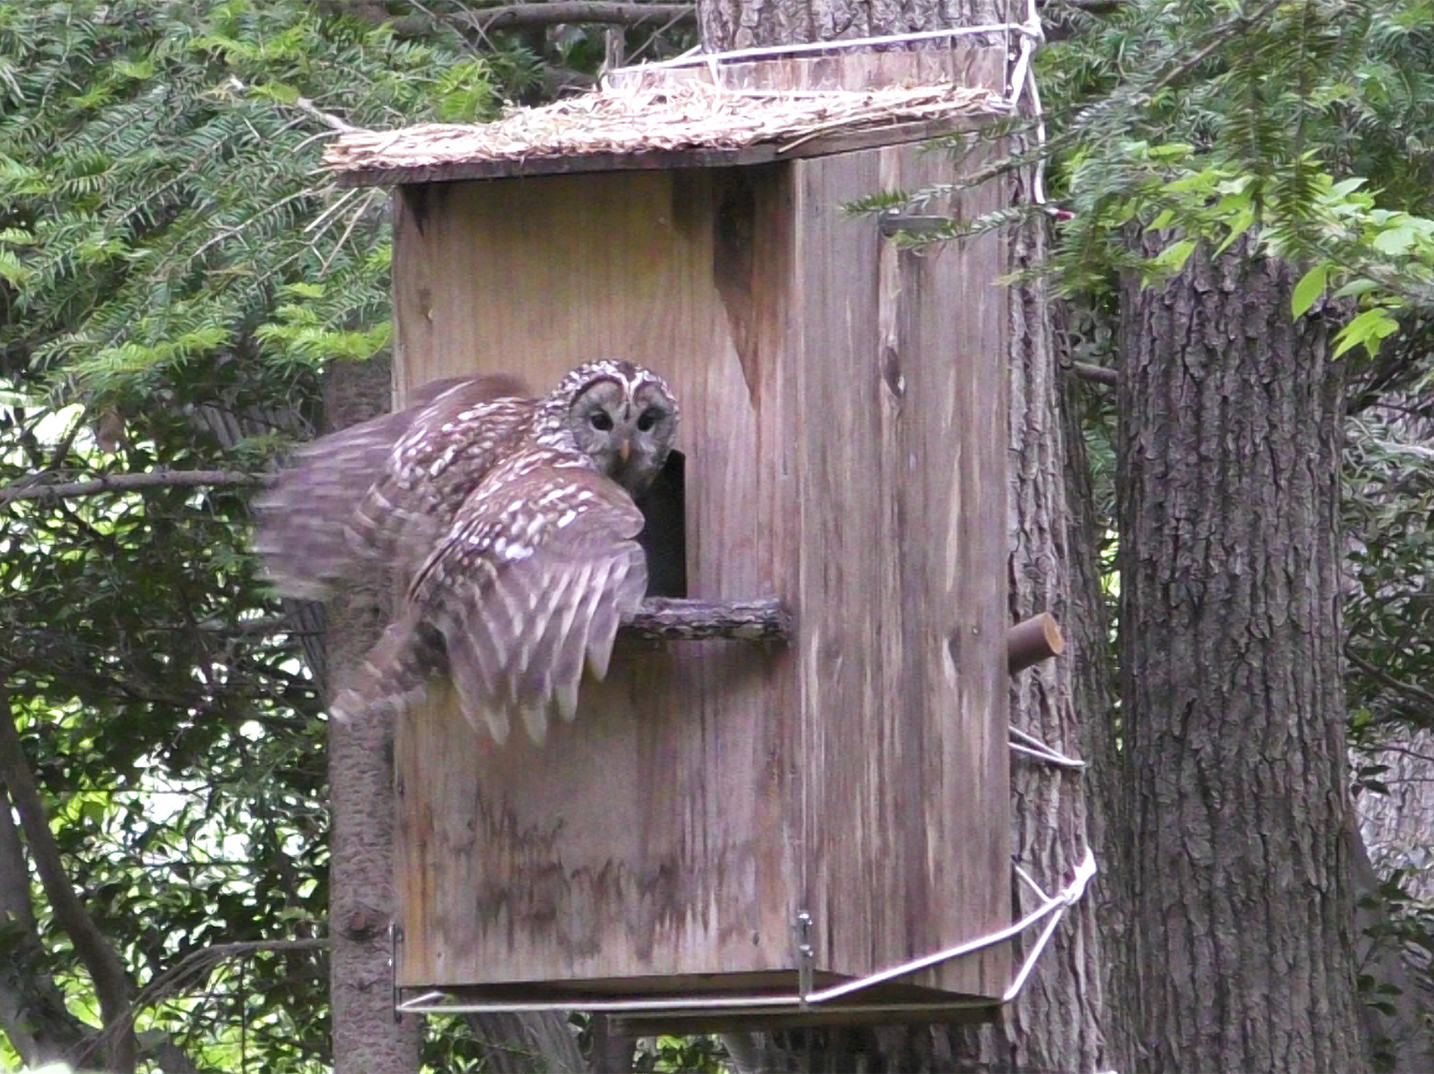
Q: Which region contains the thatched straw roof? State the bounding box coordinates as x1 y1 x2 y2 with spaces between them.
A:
324 77 1007 185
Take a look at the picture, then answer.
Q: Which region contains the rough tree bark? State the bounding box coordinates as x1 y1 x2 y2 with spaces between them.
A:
1117 239 1370 1072
701 1 1114 1070
323 359 427 1074
0 777 81 1068
700 0 981 48
955 162 1114 1074
1058 306 1131 1073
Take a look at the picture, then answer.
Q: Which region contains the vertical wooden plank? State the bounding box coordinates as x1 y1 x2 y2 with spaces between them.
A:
896 138 1011 997
389 143 1010 1008
791 141 1009 995
391 169 802 989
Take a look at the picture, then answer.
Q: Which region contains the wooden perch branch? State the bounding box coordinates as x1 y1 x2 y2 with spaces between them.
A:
621 597 790 643
1069 361 1118 386
1 469 268 503
620 604 1066 673
462 2 695 30
1007 612 1065 673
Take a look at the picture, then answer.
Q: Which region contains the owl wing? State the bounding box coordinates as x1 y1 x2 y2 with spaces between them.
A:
326 608 446 727
408 455 648 745
253 373 529 600
341 385 537 591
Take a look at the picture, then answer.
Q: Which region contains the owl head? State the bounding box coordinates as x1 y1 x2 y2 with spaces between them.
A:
545 361 679 495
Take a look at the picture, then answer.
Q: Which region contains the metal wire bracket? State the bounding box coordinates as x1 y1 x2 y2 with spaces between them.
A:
794 910 816 1005
390 923 403 1024
393 847 1096 1020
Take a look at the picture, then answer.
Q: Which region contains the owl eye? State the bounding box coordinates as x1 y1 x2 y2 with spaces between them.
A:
636 407 665 432
590 412 614 431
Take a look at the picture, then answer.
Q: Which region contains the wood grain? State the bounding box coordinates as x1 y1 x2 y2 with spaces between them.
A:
788 140 1009 998
390 129 1009 1017
393 167 795 989
1007 612 1064 674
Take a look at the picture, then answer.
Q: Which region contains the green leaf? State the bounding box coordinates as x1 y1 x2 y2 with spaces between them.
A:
1329 177 1368 197
0 248 30 285
1291 264 1328 318
1332 278 1380 299
1372 226 1417 255
1333 307 1400 359
1152 238 1197 274
113 58 156 80
251 81 300 104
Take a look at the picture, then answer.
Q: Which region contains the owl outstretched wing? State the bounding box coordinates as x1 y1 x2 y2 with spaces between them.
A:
327 608 447 728
253 373 529 599
408 455 648 745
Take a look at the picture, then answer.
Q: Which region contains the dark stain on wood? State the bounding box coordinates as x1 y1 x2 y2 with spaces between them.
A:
712 170 759 403
400 184 431 235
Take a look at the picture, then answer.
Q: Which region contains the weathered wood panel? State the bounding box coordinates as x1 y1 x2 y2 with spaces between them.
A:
789 143 1008 997
390 141 1008 1010
392 168 801 987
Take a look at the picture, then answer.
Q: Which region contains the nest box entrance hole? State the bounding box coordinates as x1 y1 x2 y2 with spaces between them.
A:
636 449 687 599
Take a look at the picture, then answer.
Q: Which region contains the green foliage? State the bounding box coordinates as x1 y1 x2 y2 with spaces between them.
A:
0 1 513 1069
634 1034 729 1073
1030 0 1434 1036
1034 0 1434 352
0 0 706 1066
4 0 1432 1067
0 0 496 405
1344 400 1434 745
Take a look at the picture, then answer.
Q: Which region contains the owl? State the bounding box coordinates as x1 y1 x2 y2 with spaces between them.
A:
254 360 680 744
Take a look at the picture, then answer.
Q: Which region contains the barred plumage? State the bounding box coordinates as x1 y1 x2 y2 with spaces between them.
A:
254 361 679 743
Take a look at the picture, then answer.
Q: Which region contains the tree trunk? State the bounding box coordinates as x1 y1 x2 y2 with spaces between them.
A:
0 780 84 1068
953 165 1113 1074
1058 302 1132 1073
1117 239 1370 1072
324 359 426 1074
699 0 986 48
700 1 1113 1070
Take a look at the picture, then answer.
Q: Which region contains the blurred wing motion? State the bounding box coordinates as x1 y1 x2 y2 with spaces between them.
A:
407 457 647 744
327 609 448 727
255 365 669 745
253 373 529 600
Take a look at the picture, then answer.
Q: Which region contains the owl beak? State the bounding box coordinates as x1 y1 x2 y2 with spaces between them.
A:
618 439 631 463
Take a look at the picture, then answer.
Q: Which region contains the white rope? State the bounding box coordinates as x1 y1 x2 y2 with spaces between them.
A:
608 23 1039 77
1010 723 1087 768
1019 0 1051 207
395 847 1099 1016
1003 848 1096 1002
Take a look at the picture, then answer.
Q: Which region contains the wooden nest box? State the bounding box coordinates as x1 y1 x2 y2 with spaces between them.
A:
329 44 1017 1031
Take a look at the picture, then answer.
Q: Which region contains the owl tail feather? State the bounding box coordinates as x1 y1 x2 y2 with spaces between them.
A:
328 614 447 726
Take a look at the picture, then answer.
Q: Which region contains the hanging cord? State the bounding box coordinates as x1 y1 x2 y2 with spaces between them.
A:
605 23 1042 84
1006 0 1051 206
